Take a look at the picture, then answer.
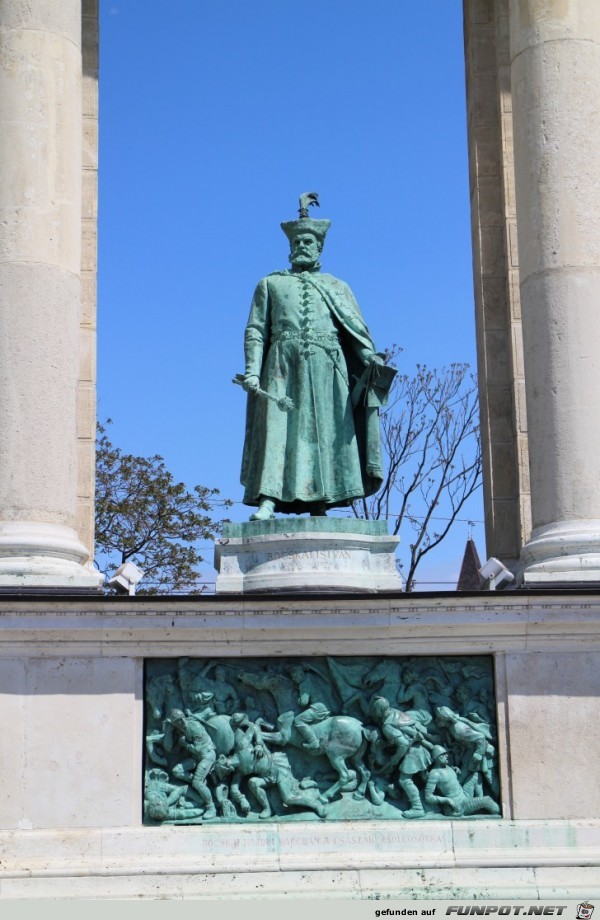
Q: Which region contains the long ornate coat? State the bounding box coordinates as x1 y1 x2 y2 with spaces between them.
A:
240 268 387 512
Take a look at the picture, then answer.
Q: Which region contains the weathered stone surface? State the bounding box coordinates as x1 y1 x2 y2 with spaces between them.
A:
505 650 600 818
510 1 600 582
0 0 100 587
0 656 141 828
78 0 99 564
0 820 597 898
465 0 531 566
215 519 402 593
0 592 595 895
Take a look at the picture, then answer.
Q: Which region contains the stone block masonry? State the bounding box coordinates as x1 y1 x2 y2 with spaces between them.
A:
0 592 596 897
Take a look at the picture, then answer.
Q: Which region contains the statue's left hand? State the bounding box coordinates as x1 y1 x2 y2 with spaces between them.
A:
368 353 385 367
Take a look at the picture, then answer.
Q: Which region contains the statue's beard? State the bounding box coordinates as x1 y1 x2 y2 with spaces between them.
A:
290 251 320 269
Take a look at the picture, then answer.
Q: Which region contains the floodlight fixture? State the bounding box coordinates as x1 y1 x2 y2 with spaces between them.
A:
107 561 144 596
478 556 515 591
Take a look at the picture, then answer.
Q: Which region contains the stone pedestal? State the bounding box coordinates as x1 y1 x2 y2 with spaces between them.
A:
0 592 598 898
214 519 402 594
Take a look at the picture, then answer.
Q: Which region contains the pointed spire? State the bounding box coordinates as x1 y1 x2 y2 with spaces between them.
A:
456 538 483 591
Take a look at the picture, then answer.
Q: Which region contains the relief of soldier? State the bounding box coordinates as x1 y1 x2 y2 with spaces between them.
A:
144 655 500 824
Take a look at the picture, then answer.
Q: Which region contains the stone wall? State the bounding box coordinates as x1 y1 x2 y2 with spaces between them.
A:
0 593 597 898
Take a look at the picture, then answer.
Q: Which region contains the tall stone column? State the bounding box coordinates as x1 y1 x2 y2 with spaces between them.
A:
510 1 600 583
0 0 102 588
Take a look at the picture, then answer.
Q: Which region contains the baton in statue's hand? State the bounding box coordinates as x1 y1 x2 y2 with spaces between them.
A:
233 374 294 412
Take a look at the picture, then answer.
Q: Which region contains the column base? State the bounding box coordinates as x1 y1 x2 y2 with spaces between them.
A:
518 519 600 585
0 522 104 590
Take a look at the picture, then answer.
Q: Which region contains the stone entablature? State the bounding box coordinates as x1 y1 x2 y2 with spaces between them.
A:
0 592 596 655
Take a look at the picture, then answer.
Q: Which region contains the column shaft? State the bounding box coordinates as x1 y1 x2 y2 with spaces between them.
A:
0 0 102 587
511 0 600 581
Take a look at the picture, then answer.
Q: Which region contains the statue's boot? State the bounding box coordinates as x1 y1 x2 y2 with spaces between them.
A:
296 722 320 750
193 781 217 819
310 501 328 517
250 498 276 521
400 778 425 818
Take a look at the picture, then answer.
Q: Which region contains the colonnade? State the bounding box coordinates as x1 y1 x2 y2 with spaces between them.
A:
1 0 600 587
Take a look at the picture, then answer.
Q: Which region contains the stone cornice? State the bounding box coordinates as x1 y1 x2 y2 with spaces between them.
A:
0 593 597 656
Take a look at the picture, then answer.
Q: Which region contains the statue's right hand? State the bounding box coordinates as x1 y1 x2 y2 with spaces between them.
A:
242 374 260 393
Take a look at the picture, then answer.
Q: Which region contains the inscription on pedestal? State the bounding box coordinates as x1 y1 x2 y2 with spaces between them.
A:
265 549 353 561
215 519 403 592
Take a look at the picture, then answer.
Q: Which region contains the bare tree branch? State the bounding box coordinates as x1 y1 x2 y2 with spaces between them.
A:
353 360 482 591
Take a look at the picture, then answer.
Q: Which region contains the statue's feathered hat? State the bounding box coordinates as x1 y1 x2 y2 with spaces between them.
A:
281 192 331 245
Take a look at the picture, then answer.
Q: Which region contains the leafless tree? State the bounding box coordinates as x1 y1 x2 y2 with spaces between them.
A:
353 355 482 590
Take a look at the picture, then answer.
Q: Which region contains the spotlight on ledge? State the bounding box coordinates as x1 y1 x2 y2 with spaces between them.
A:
478 556 515 591
107 561 144 596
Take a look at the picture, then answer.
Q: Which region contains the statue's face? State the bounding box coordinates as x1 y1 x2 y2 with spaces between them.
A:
290 232 320 267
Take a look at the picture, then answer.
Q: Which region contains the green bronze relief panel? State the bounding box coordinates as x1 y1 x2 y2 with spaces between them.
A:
144 656 500 824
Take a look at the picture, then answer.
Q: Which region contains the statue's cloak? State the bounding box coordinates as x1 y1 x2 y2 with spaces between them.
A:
240 270 394 512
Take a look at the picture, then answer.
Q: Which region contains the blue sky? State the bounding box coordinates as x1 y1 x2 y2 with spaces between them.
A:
97 1 484 589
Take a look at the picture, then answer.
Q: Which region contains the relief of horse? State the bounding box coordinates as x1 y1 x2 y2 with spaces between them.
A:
261 712 371 803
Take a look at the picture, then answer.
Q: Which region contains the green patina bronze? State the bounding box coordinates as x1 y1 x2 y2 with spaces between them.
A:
237 193 396 522
221 517 390 539
144 655 500 824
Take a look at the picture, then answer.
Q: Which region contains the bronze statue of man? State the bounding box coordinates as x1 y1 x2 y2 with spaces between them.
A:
240 193 395 521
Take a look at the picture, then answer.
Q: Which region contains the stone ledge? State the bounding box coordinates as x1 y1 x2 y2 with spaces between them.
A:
0 819 597 873
0 594 598 656
221 518 390 538
1 866 599 899
0 820 597 899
